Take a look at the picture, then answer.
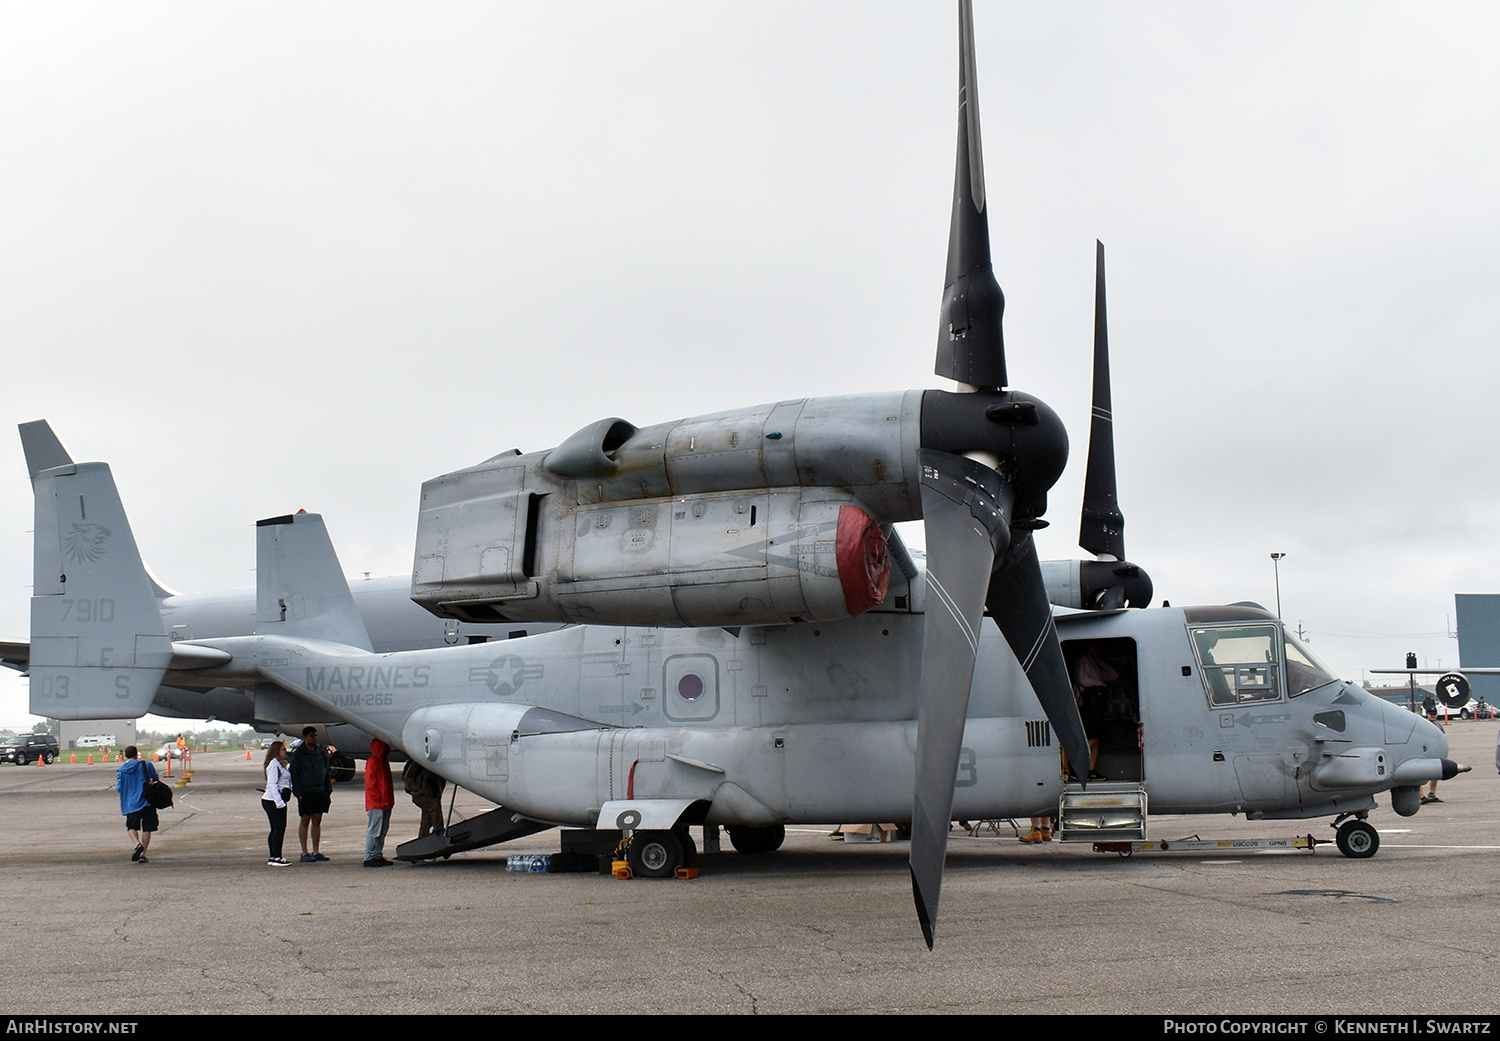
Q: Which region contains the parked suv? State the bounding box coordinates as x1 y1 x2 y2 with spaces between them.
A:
0 733 61 765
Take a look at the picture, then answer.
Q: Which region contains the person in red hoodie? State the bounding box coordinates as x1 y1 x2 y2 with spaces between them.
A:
363 739 395 868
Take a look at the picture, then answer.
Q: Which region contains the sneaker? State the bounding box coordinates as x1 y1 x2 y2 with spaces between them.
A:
300 853 318 863
1424 795 1443 804
268 858 290 867
313 853 329 861
362 858 392 868
131 844 143 863
1088 770 1107 781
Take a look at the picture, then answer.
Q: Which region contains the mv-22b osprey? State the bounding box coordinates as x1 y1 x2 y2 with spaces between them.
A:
22 3 1463 947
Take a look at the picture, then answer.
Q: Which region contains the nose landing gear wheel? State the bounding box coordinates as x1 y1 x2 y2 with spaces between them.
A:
627 829 685 878
1335 819 1379 859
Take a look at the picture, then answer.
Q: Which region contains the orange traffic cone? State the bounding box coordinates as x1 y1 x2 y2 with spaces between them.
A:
70 753 76 764
245 748 252 761
87 753 94 765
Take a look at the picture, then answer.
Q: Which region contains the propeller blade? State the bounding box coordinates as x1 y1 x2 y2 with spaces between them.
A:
911 448 1013 950
935 0 1006 391
987 532 1091 779
1076 241 1154 609
1079 240 1124 561
1096 581 1127 612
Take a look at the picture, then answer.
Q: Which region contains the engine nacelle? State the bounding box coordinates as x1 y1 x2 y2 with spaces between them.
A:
411 393 920 627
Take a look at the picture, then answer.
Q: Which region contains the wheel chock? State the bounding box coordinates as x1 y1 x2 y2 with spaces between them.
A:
675 867 699 879
612 860 632 879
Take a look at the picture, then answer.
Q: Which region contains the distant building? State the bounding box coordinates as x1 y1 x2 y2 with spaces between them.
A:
1455 594 1500 703
1366 683 1428 713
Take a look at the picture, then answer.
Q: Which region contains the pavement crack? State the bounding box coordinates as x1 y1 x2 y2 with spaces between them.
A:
705 966 760 1014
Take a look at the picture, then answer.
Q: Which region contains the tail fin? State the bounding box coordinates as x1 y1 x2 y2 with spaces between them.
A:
28 461 172 719
19 420 74 485
255 513 373 651
19 421 179 598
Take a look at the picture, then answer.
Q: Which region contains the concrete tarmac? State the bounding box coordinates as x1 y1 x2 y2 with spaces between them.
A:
3 724 1497 1015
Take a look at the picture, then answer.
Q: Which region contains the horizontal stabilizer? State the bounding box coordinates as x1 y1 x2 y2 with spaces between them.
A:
1 640 29 673
255 513 373 651
28 462 170 719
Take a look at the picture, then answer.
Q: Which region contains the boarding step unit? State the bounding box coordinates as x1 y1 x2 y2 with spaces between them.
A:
1056 781 1148 842
395 806 554 862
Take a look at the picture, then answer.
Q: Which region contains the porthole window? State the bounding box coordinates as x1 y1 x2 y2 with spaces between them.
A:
663 654 719 722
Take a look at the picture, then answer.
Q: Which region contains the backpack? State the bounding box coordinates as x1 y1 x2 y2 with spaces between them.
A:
402 760 425 795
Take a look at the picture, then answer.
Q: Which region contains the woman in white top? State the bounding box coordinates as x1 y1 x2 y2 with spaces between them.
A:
262 741 293 866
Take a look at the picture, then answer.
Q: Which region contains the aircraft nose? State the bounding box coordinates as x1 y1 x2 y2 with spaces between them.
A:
1416 714 1450 758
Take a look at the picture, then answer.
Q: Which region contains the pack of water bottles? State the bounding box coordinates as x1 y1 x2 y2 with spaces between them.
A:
505 853 551 872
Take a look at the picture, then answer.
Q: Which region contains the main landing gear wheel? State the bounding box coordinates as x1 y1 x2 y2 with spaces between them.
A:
628 829 685 878
674 826 697 869
726 823 785 855
329 753 356 785
1336 820 1379 859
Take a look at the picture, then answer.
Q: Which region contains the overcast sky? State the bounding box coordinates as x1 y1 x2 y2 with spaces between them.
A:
4 2 1499 729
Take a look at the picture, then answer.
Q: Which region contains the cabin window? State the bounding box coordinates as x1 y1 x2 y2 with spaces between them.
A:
1190 624 1281 706
663 654 719 722
1313 710 1346 732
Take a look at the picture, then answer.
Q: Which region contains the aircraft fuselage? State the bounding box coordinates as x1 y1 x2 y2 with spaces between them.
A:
180 599 1452 832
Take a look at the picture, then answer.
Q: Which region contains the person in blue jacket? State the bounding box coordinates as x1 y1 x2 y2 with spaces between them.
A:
115 746 161 863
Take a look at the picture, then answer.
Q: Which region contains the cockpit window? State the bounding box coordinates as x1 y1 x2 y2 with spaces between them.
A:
1191 624 1281 706
1284 632 1340 697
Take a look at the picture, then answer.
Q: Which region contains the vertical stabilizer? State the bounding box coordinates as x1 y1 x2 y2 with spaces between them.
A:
28 462 172 720
18 420 74 484
255 513 373 651
19 422 179 598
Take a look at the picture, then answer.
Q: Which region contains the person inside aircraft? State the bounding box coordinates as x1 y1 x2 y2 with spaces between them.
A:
1074 643 1116 780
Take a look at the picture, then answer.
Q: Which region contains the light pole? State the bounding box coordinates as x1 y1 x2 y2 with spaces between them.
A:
1270 552 1286 618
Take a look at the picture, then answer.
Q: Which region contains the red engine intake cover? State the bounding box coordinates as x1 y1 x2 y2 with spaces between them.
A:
836 504 890 616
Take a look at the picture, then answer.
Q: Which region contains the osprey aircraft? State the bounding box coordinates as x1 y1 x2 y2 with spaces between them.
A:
16 3 1466 947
